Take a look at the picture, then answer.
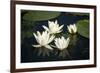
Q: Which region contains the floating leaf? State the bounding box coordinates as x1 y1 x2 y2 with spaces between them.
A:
76 20 89 38
23 11 61 21
66 12 89 16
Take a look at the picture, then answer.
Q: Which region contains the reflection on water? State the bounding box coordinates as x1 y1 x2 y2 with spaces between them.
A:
21 12 89 63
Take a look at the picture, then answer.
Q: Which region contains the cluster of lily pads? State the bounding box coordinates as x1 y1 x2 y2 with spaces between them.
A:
32 20 77 57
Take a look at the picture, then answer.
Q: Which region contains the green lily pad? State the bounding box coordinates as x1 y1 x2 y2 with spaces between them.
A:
72 13 89 16
23 11 61 21
76 20 89 38
66 12 89 16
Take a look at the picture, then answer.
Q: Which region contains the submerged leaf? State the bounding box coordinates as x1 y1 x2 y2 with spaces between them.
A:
23 11 61 21
76 20 89 38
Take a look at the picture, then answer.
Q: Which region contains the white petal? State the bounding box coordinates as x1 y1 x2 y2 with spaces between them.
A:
43 25 49 31
70 24 75 32
59 25 64 30
55 38 60 48
37 31 41 36
32 45 41 47
45 45 53 50
48 21 51 25
42 31 48 45
73 24 77 33
55 41 59 48
33 33 40 43
55 20 58 24
60 37 64 48
61 36 65 47
42 31 46 37
65 37 70 48
51 45 56 48
44 33 50 44
49 22 54 29
36 31 42 44
48 35 55 44
56 30 62 33
59 48 64 50
58 38 62 48
67 26 72 33
63 38 67 48
64 37 68 48
70 24 74 29
33 33 37 39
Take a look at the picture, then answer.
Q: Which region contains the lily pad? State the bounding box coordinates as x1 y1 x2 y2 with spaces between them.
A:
23 11 61 21
76 20 89 38
72 13 89 16
66 12 89 16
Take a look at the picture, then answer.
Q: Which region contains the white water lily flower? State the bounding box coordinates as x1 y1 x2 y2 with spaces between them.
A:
32 31 55 50
67 24 77 34
43 20 64 34
54 36 70 50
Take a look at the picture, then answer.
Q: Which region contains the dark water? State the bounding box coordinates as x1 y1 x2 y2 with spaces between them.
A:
21 12 89 63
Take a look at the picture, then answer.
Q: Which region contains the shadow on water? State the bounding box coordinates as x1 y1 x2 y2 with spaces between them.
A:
21 12 89 63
